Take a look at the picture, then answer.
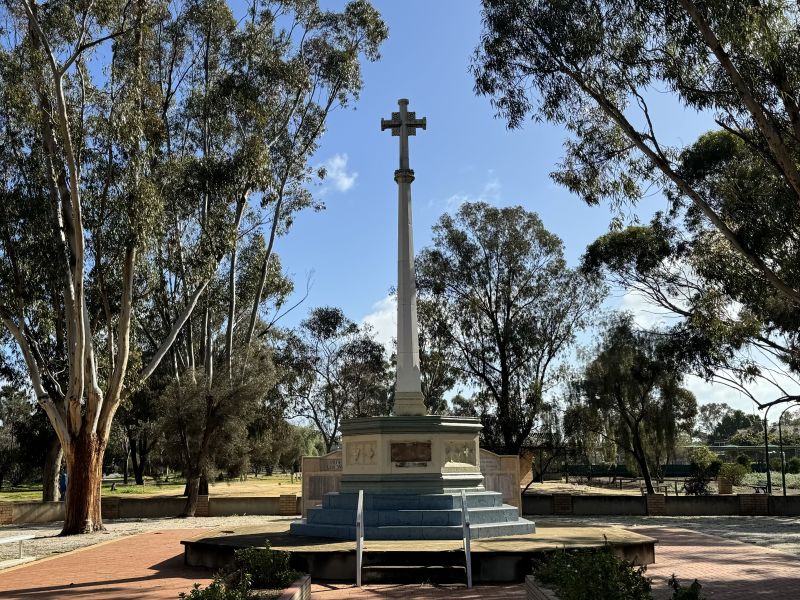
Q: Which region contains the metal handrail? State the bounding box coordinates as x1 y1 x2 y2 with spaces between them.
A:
461 489 473 589
356 489 364 587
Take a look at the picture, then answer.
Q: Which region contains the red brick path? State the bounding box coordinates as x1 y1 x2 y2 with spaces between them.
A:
311 582 525 598
1 526 800 599
0 529 212 600
640 526 800 599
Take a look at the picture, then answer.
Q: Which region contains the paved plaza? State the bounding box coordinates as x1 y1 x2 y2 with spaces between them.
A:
0 517 799 598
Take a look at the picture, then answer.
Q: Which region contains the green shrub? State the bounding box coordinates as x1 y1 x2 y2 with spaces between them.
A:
179 575 251 600
718 463 747 486
535 548 652 600
669 575 705 599
688 447 718 469
788 457 800 474
234 541 301 590
735 455 753 471
770 457 783 472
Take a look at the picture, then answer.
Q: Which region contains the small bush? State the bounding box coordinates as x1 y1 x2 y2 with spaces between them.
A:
234 541 301 590
735 455 753 471
688 447 717 469
669 575 705 599
179 575 251 600
535 548 652 600
770 457 783 472
718 463 747 486
788 457 800 474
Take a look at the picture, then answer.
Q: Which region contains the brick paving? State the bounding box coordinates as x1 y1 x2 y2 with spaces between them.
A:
0 529 212 600
641 526 800 599
311 582 525 598
1 522 800 599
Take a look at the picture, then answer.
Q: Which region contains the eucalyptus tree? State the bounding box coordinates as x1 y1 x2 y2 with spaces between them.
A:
278 307 390 452
417 202 606 453
565 316 698 493
473 0 800 307
155 343 276 516
581 130 800 402
0 0 385 534
418 296 458 414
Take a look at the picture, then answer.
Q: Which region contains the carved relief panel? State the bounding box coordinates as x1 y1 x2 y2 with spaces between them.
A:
346 441 376 466
444 440 477 465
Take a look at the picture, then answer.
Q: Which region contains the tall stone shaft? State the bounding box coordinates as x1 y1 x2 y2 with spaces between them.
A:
381 99 427 416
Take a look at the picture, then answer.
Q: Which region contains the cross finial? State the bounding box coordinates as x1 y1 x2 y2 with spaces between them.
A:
381 98 426 171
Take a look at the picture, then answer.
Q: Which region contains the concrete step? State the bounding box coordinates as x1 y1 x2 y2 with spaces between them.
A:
321 491 504 511
306 505 521 527
362 564 467 584
288 518 536 540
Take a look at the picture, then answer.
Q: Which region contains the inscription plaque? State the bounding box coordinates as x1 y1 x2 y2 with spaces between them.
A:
391 441 432 464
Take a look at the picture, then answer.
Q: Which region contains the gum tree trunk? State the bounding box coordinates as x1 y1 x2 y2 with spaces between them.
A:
62 431 106 535
181 475 200 517
42 438 62 502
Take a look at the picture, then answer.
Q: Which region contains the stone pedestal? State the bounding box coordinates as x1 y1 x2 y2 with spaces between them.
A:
339 415 483 494
290 415 536 540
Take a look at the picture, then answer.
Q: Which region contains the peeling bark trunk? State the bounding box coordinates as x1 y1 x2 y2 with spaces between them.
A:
43 438 62 502
62 431 106 535
181 476 200 517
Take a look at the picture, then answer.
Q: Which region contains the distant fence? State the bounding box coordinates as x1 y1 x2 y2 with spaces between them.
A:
522 493 800 517
0 494 302 525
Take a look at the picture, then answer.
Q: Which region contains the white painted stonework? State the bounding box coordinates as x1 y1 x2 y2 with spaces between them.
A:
381 99 427 416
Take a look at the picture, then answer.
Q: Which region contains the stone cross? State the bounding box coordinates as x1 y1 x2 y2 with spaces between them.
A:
381 98 427 171
381 99 427 417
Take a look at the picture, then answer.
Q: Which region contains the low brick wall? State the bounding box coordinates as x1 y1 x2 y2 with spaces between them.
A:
573 495 648 516
0 501 64 525
0 494 301 525
645 494 665 516
523 493 791 517
740 493 769 516
526 575 559 600
768 495 800 516
523 494 647 516
277 574 311 600
664 495 739 516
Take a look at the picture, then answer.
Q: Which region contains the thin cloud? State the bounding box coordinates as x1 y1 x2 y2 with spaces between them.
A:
443 176 501 211
361 294 396 353
320 153 358 193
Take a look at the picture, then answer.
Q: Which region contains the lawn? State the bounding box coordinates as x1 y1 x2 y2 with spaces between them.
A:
0 474 303 502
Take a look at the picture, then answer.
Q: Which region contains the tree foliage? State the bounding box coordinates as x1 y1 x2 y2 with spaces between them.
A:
565 316 697 492
278 307 390 452
473 0 800 309
417 202 605 453
0 0 385 533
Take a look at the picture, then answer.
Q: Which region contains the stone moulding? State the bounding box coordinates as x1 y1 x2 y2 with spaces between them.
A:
340 415 482 435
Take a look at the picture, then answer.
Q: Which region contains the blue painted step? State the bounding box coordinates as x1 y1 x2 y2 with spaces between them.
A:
322 491 504 511
306 505 520 527
288 518 536 540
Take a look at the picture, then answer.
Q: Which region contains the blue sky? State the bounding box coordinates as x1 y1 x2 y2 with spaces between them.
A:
271 0 792 411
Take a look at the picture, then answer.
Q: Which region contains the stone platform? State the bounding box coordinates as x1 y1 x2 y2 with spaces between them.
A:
291 490 534 540
181 519 657 583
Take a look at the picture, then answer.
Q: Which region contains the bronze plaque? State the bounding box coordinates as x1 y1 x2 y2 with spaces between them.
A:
391 441 432 463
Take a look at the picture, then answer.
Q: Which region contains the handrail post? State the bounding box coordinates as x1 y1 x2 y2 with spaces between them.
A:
356 490 364 587
461 489 473 589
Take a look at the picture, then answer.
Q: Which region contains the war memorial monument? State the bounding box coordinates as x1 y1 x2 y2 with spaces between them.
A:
181 101 655 582
289 99 534 540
